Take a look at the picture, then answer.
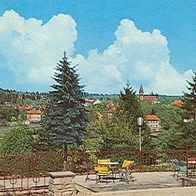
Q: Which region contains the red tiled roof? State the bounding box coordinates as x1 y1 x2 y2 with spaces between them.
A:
142 96 157 101
144 115 160 122
171 99 183 106
27 109 41 115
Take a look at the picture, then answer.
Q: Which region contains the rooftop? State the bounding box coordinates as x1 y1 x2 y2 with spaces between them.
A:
142 96 157 101
27 109 41 115
171 99 183 106
144 115 161 121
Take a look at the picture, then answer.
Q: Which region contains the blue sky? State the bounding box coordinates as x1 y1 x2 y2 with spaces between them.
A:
0 0 195 95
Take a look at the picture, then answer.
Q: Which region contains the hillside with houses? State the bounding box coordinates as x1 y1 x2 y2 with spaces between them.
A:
0 68 195 155
0 86 183 131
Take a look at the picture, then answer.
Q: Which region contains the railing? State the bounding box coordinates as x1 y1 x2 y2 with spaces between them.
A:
66 149 188 173
0 147 195 193
0 151 63 193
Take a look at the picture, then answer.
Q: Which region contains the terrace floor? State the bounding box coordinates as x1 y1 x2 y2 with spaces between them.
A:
0 172 184 194
75 172 182 192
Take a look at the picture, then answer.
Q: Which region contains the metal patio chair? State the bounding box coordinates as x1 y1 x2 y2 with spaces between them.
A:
82 160 97 181
94 165 112 183
118 160 134 182
170 159 186 180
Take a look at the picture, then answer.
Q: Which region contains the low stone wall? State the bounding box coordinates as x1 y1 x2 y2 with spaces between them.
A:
48 171 196 196
92 187 196 196
49 171 76 196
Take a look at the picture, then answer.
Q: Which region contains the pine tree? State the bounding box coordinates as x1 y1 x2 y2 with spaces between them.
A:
118 84 153 151
118 83 142 130
182 72 196 121
41 53 89 153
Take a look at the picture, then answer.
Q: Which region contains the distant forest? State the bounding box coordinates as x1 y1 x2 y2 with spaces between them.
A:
0 88 48 105
85 92 182 102
0 88 181 105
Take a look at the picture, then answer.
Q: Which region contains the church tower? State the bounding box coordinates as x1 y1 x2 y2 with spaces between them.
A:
139 85 144 100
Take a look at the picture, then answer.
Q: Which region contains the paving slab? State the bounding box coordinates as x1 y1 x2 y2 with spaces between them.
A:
75 172 182 192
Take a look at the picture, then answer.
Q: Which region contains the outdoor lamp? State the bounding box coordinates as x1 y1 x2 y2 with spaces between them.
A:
137 117 143 152
137 117 143 127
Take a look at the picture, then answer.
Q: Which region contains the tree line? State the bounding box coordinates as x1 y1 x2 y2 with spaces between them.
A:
0 88 48 105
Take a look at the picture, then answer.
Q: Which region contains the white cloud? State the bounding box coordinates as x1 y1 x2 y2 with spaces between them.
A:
0 10 77 87
74 19 193 94
0 11 193 94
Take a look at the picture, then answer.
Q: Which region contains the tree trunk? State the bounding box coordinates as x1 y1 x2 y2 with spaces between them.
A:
63 144 68 171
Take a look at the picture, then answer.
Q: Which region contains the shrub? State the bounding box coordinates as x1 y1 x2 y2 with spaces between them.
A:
0 126 33 155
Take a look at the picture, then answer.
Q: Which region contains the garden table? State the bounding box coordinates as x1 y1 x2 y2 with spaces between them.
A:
98 162 119 166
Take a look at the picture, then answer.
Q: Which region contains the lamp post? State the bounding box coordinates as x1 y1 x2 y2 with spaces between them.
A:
137 117 143 152
137 116 143 172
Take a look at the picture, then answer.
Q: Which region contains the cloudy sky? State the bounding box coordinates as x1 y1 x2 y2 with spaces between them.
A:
0 0 195 95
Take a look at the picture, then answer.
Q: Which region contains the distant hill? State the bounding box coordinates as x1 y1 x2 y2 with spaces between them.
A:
0 88 48 105
157 95 182 102
85 93 119 100
0 88 182 105
86 93 182 102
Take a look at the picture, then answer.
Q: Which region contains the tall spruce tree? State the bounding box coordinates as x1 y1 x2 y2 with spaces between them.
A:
117 84 152 151
118 83 142 130
182 72 196 121
41 53 89 153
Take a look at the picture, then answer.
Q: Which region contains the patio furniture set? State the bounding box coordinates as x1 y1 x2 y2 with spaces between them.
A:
86 159 134 183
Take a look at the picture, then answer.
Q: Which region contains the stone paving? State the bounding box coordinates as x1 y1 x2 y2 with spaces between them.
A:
75 172 182 192
0 172 183 194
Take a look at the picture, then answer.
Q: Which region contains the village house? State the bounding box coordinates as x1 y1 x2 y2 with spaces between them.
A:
26 109 42 124
139 85 158 104
144 114 161 132
105 100 116 114
171 99 183 107
84 99 101 107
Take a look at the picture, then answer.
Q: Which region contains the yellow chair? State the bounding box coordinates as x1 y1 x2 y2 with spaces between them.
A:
122 160 134 169
120 160 134 182
94 164 111 183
